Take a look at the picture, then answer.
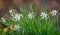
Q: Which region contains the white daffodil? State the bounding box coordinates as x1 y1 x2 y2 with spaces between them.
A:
13 13 22 21
51 10 58 16
14 24 21 30
28 12 34 19
1 17 6 22
40 12 48 19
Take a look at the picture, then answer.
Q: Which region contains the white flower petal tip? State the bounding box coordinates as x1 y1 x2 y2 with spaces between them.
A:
40 12 48 19
51 10 58 16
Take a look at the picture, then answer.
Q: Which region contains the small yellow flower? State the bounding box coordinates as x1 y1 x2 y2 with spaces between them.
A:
9 25 15 30
3 28 8 33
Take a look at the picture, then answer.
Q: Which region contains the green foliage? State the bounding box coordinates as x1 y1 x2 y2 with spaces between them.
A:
0 6 59 35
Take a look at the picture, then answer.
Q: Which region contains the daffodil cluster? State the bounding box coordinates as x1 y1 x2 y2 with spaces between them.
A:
0 9 58 35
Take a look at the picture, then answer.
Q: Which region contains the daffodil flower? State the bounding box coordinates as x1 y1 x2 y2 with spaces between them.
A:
28 12 34 19
51 10 58 16
13 13 22 21
40 12 48 19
